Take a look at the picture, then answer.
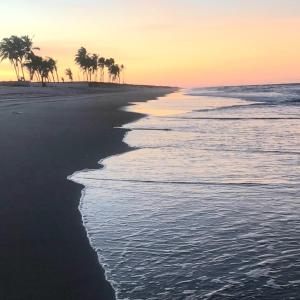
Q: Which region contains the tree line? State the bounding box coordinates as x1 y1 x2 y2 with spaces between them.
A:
0 35 125 85
74 47 124 83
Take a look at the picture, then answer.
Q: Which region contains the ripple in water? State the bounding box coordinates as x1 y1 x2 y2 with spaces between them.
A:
70 86 300 299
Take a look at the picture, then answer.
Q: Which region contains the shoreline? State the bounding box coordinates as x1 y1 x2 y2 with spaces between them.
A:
67 101 159 299
0 85 177 300
69 91 184 299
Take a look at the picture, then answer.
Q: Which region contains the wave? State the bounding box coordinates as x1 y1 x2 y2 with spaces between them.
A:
74 89 300 300
188 83 300 105
73 176 296 188
128 128 172 131
172 117 300 120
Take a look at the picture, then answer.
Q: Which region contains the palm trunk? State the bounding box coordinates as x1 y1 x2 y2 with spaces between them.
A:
41 76 46 87
20 60 26 81
15 60 21 81
30 70 34 81
11 60 19 81
55 70 59 83
21 66 25 81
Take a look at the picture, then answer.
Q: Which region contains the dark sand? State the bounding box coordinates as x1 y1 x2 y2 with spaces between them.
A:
0 85 176 300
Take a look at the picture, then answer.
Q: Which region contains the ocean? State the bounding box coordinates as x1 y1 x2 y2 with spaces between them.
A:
70 84 300 299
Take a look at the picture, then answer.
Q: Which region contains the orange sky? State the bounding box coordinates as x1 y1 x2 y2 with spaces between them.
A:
1 1 300 87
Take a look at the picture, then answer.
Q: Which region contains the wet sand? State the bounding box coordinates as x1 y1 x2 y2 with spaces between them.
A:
0 84 176 300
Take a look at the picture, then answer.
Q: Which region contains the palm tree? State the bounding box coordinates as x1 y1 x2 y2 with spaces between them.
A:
18 35 39 80
98 57 106 82
91 54 98 81
75 47 101 82
85 55 93 82
0 35 39 81
0 37 20 80
49 57 59 83
120 64 125 84
25 54 52 86
75 47 89 81
46 57 57 82
74 47 127 84
24 53 41 81
109 64 121 83
65 68 73 81
39 58 52 85
105 58 115 82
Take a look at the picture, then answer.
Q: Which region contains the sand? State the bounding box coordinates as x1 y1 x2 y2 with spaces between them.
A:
0 84 177 300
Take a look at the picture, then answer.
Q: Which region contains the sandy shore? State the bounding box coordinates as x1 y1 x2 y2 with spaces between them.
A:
0 85 176 300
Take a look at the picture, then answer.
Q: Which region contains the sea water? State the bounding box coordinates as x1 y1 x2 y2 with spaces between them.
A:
70 84 300 299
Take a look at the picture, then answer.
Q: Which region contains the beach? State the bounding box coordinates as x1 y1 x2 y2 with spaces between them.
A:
0 84 176 300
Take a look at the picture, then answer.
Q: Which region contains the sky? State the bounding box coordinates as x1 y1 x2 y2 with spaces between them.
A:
1 0 300 87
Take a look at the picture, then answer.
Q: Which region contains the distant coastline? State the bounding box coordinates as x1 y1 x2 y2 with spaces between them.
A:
0 80 177 89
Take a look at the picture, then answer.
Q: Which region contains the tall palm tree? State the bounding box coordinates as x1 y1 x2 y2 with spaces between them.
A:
65 68 73 81
109 64 120 83
39 58 53 85
105 58 115 82
120 64 125 84
91 54 99 81
0 37 20 80
98 57 106 82
0 35 39 81
46 57 58 82
24 54 53 86
75 47 101 82
49 57 59 83
85 55 93 82
74 47 127 84
18 35 39 80
75 47 89 81
24 53 41 81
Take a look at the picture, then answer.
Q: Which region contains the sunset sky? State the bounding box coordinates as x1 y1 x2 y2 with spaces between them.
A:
1 0 300 87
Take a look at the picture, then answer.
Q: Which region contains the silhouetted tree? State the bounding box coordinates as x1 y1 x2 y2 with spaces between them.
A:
65 68 73 81
24 54 54 86
109 64 121 83
0 35 39 81
75 47 88 81
75 47 103 82
105 58 115 82
46 57 57 82
91 54 98 81
0 37 20 80
24 53 42 81
98 57 106 82
74 47 125 84
120 64 125 84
